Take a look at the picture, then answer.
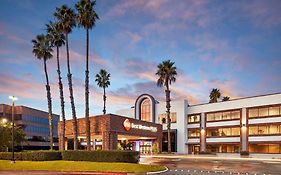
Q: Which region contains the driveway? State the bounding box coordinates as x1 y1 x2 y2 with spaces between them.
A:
140 156 281 175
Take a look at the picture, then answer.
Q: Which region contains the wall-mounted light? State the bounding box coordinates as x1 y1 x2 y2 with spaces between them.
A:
201 127 205 134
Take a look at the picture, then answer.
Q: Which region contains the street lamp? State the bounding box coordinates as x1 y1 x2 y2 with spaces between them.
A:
9 96 18 164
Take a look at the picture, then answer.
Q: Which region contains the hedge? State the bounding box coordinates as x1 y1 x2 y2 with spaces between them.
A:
62 150 140 163
0 151 61 161
0 150 140 163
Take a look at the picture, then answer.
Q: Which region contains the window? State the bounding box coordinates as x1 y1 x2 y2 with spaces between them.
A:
249 144 281 153
248 105 281 118
187 114 200 123
206 144 240 153
249 125 281 135
269 106 279 116
140 98 151 122
206 110 240 122
207 127 240 137
259 107 268 117
158 112 177 124
249 109 258 118
188 129 200 138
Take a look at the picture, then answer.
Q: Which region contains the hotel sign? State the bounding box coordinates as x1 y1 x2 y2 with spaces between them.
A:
123 119 157 132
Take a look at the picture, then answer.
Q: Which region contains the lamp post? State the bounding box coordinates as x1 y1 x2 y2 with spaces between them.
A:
9 96 18 164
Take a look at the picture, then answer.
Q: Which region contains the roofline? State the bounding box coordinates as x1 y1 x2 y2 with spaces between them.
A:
189 92 281 107
0 103 59 116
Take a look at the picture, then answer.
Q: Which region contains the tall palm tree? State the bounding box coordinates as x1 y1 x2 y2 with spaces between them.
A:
95 69 110 115
32 34 54 150
46 21 66 150
156 60 177 153
222 96 230 101
54 5 79 150
76 0 99 151
209 88 221 103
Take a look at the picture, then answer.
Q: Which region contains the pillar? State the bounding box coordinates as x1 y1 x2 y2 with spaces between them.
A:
240 108 248 152
200 112 206 152
102 131 117 150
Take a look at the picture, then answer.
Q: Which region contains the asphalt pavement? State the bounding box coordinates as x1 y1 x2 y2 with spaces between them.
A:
140 156 281 175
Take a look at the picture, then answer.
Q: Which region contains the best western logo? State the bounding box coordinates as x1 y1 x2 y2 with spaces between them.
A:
123 119 157 132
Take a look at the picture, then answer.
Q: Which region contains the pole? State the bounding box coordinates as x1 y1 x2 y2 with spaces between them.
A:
12 98 15 163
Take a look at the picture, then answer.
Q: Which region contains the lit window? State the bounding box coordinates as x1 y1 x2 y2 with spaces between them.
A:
140 98 151 122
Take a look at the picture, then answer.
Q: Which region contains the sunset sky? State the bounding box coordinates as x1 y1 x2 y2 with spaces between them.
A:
0 0 281 119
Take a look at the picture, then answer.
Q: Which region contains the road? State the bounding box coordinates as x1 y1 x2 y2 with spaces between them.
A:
140 156 281 175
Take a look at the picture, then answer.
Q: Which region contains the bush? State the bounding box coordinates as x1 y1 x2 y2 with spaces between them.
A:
0 151 61 161
0 150 140 163
62 150 140 163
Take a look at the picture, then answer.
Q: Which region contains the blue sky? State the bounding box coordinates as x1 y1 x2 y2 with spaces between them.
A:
0 0 281 119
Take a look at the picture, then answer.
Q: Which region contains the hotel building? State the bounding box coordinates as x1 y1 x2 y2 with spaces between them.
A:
116 93 281 155
0 104 59 150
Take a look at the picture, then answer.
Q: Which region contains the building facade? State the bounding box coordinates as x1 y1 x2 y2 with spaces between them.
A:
116 93 281 155
0 104 59 150
59 114 162 153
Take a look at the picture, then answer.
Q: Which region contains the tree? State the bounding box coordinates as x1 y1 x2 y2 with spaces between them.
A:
54 5 79 150
222 96 230 101
76 0 99 151
95 69 110 115
32 34 54 150
156 60 177 153
0 122 26 152
46 21 66 150
209 88 221 103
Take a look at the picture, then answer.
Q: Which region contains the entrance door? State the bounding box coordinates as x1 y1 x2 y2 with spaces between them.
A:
193 145 200 154
140 141 152 154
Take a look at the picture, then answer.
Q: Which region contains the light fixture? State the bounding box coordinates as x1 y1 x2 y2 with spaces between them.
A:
2 118 7 124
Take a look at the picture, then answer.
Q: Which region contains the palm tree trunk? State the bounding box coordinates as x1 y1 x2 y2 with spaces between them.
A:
65 33 78 150
165 83 171 153
56 46 66 150
44 59 53 150
103 87 106 115
85 28 91 151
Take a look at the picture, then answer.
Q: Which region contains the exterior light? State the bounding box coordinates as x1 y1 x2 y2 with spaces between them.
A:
9 95 18 164
201 128 205 134
9 96 18 101
2 118 7 124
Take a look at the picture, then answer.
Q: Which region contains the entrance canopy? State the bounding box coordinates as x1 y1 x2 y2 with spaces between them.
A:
59 114 162 151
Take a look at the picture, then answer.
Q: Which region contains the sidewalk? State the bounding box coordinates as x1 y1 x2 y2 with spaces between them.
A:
141 153 281 162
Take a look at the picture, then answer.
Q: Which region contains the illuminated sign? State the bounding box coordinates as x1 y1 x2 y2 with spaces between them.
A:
123 119 157 132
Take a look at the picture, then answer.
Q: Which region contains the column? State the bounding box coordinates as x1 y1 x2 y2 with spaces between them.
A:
200 112 206 152
240 108 248 152
102 131 118 150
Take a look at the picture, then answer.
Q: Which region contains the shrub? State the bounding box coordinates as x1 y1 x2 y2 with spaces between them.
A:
62 150 140 163
0 151 61 161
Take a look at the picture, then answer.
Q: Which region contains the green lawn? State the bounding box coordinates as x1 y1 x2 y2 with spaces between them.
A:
0 160 165 173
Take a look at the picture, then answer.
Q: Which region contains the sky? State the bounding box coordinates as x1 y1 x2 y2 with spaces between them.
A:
0 0 281 120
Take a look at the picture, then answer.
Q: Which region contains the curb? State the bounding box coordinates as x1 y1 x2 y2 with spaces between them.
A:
127 166 168 175
147 166 169 174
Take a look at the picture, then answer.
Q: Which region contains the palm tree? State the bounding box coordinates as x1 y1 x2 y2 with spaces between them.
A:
156 60 177 153
76 0 99 151
95 69 110 115
222 96 230 101
46 21 66 150
209 88 221 103
54 5 79 150
32 34 54 150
